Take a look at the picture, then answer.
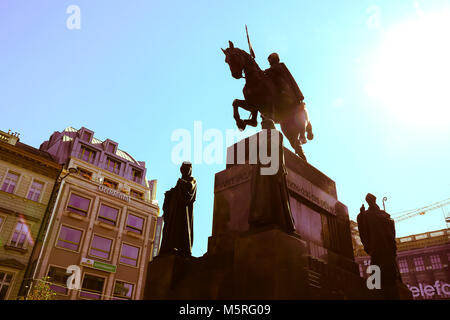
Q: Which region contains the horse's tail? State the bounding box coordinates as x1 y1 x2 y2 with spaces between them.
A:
306 122 314 141
303 104 314 141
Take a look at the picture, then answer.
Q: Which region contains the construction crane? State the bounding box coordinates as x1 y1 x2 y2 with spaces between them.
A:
391 197 450 228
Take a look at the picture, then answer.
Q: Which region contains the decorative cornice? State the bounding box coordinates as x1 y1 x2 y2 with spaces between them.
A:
0 204 41 223
0 143 61 178
0 258 26 270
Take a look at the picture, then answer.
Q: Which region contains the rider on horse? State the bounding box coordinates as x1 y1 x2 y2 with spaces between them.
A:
222 40 314 161
264 53 304 109
264 53 313 157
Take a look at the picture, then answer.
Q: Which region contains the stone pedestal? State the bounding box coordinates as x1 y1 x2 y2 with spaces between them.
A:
213 130 358 276
144 130 410 300
232 228 310 299
143 254 187 300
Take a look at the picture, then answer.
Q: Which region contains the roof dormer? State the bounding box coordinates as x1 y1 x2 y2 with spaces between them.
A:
103 139 118 154
78 127 94 144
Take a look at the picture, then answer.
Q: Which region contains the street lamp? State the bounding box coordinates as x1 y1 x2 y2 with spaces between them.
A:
60 167 78 180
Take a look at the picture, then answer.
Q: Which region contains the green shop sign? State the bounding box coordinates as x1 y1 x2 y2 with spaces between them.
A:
81 258 117 273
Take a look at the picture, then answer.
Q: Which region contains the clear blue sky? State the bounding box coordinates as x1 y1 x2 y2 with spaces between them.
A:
1 0 449 257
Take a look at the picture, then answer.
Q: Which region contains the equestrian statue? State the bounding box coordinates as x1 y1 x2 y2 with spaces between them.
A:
222 27 313 161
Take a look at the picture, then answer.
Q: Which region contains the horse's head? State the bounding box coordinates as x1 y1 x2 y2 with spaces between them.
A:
222 41 246 79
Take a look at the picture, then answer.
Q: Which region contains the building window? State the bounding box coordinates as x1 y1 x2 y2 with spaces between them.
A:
131 169 142 183
0 216 5 232
130 189 143 200
67 193 90 217
89 235 113 260
106 157 121 174
102 178 118 190
120 243 140 267
47 266 70 295
113 281 134 300
9 221 31 249
413 256 426 272
56 225 82 252
398 259 409 273
77 168 93 180
78 145 96 164
107 144 116 154
1 172 19 194
0 271 13 300
81 132 91 143
430 255 442 269
126 214 144 235
27 181 44 202
98 204 119 226
80 274 105 300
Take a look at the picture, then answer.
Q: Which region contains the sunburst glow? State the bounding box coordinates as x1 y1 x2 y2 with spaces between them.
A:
366 9 450 126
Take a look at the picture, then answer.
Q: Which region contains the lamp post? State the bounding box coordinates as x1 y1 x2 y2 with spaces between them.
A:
382 197 388 211
61 167 78 180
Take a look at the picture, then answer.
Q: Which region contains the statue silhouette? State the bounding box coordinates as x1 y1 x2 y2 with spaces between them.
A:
159 162 197 257
357 193 403 299
222 41 313 161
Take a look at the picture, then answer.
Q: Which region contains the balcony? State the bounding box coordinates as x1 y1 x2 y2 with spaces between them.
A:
0 130 19 145
131 176 142 184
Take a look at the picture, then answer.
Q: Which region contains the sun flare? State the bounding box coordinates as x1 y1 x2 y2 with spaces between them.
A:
366 9 450 126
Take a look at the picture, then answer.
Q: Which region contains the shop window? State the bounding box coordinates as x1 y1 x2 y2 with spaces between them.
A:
120 243 140 267
67 193 90 217
47 266 70 295
112 281 134 300
56 225 82 251
0 271 13 300
98 204 119 226
89 235 112 260
80 274 105 300
1 172 19 194
125 214 144 235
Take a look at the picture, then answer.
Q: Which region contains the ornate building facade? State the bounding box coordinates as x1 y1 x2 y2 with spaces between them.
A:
29 127 160 300
0 129 61 300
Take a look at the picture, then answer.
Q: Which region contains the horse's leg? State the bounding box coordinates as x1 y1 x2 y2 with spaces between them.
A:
243 110 258 127
280 119 307 161
233 99 258 131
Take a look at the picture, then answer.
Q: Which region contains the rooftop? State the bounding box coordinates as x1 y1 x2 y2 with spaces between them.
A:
0 129 56 162
63 126 140 166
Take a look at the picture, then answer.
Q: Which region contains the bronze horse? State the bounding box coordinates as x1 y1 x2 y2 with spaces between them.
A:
222 41 313 161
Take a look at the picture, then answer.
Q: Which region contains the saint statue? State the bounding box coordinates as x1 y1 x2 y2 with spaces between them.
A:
248 131 296 233
159 162 197 257
357 193 403 298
